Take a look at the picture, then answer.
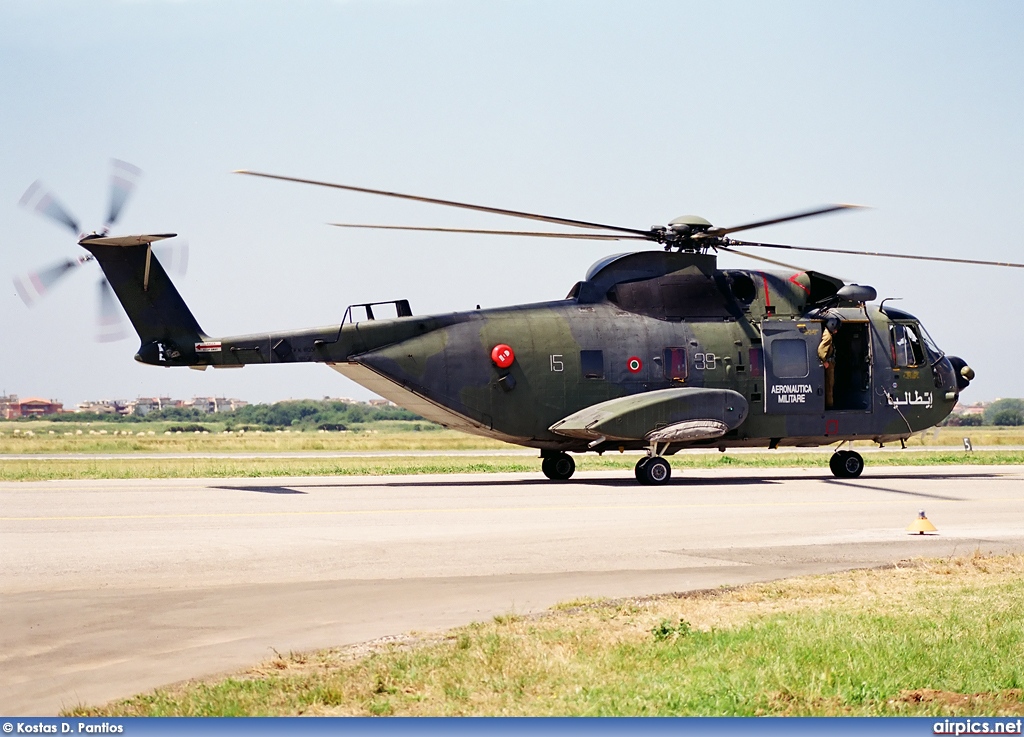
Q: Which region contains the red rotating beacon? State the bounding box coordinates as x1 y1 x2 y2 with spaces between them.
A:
491 344 515 368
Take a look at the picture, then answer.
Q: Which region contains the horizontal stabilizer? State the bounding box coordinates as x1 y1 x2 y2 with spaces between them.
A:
549 387 748 443
79 233 177 247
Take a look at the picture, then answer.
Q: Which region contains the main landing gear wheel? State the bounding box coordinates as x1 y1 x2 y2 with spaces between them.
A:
542 452 576 481
634 457 650 482
636 456 671 485
829 450 864 479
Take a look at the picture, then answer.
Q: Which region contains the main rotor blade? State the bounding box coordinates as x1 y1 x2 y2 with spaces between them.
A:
717 245 810 273
706 204 864 237
329 223 649 240
13 255 93 306
727 239 1024 269
18 180 81 236
236 170 654 238
106 159 142 228
96 278 127 342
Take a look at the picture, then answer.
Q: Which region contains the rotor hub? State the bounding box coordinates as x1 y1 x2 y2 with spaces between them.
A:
653 216 718 251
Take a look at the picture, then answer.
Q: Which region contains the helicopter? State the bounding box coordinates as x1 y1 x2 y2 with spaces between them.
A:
23 169 1024 484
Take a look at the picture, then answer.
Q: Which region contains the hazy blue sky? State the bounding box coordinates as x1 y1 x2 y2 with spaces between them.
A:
2 0 1021 406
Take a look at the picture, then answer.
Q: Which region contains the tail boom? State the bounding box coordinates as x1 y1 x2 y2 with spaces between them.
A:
81 236 451 368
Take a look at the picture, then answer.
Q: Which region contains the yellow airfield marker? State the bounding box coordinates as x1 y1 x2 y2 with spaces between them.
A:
907 509 938 535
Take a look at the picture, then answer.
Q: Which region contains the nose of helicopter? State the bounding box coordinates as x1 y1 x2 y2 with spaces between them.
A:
947 356 975 391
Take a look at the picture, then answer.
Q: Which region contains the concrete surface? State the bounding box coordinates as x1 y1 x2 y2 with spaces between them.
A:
2 465 1023 714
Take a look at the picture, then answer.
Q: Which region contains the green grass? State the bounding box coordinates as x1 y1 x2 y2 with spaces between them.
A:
0 424 508 455
68 554 1024 716
2 450 1022 481
2 418 1021 481
2 423 1021 456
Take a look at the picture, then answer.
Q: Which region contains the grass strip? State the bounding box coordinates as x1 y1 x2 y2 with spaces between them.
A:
1 450 1023 481
69 553 1024 716
3 426 1023 456
0 429 510 455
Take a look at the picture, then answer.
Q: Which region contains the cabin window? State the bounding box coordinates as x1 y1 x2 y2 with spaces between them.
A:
580 350 604 379
748 346 764 377
771 339 809 379
890 323 925 367
663 348 688 382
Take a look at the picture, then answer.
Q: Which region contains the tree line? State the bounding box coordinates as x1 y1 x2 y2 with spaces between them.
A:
24 397 1024 429
944 398 1024 427
38 399 424 430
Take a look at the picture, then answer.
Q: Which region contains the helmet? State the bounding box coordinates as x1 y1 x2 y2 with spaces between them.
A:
825 316 841 333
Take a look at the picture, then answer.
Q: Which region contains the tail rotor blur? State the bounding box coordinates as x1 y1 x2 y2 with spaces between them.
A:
105 158 142 233
13 255 94 306
14 159 186 342
154 238 189 277
96 278 128 343
18 180 82 237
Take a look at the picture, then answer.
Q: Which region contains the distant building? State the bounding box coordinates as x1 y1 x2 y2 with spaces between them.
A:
129 397 178 416
952 401 987 417
183 397 249 413
76 400 130 415
71 396 248 415
184 397 216 413
5 397 64 418
0 395 18 420
367 398 394 407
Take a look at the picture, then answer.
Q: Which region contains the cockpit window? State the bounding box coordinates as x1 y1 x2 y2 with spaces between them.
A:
918 323 943 358
890 323 925 367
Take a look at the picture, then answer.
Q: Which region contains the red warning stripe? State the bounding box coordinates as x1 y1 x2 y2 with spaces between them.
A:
759 273 771 308
789 272 810 294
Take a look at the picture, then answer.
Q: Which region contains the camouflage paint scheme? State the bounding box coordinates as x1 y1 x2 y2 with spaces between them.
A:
81 241 962 456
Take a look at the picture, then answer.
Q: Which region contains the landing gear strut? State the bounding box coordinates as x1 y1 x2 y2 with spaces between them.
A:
829 450 864 478
541 452 576 481
635 456 672 485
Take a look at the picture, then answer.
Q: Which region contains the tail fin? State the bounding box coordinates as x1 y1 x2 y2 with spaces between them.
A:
78 234 207 358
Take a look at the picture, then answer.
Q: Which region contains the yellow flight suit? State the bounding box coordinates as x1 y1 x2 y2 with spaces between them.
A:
818 327 835 409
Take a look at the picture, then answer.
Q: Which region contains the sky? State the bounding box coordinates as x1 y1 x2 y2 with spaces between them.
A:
1 0 1021 407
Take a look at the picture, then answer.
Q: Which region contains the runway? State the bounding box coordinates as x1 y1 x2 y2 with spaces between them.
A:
3 465 1024 714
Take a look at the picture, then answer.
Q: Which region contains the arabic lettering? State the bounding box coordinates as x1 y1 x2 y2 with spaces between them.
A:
887 390 934 409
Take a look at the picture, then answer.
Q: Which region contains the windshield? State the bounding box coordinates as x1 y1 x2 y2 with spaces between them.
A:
917 322 943 359
889 321 944 367
890 322 924 367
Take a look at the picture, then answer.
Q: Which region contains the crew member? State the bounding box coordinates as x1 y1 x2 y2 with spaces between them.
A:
818 317 840 409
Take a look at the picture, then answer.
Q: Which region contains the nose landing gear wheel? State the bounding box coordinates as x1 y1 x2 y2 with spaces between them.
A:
829 450 864 478
638 456 671 485
542 452 576 481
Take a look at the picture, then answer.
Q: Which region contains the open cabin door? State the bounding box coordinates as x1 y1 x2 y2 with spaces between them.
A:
761 320 825 415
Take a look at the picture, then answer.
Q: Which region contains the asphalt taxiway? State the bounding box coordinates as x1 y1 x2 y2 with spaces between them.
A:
3 465 1023 714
